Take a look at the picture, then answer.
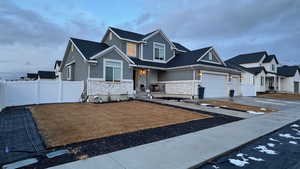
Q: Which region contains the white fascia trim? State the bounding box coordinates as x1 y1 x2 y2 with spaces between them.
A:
65 60 75 67
166 54 176 63
90 45 135 64
70 39 88 62
103 58 123 81
196 47 226 65
130 63 241 73
88 60 97 63
201 70 228 76
140 44 144 59
143 30 176 48
106 27 144 43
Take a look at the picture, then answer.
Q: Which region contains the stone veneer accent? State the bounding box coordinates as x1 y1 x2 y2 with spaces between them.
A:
158 80 200 96
87 79 134 101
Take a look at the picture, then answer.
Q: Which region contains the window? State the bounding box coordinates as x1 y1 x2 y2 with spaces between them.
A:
208 52 213 60
109 32 112 41
153 42 165 61
126 42 137 57
105 60 122 82
261 76 264 86
271 64 275 71
228 75 232 82
67 66 72 80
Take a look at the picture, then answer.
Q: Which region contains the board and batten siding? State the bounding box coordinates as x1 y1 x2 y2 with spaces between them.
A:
142 32 174 61
61 43 89 82
89 49 133 80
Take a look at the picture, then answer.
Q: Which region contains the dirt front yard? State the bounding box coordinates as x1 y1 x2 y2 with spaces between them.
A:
199 100 276 113
31 101 212 148
257 93 300 100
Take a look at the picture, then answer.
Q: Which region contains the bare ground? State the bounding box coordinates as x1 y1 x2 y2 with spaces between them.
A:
31 101 212 148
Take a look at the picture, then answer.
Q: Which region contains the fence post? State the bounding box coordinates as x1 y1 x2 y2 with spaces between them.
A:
59 80 63 102
36 80 40 104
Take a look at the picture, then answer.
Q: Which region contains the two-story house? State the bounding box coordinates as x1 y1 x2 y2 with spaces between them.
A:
226 51 300 93
60 27 241 101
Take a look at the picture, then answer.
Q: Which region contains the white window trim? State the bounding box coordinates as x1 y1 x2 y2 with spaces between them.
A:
109 32 112 41
153 42 166 62
103 58 123 82
67 65 72 80
208 52 213 61
126 42 137 57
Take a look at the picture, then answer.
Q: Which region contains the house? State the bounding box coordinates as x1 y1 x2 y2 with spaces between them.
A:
37 71 57 80
60 27 241 100
226 52 300 93
27 73 38 80
54 60 62 79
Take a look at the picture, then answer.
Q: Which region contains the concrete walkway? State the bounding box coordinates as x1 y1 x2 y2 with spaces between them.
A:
49 107 300 169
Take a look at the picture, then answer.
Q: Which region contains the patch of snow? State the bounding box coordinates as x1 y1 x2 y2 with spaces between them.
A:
214 106 220 109
279 133 300 139
269 138 280 142
292 128 300 134
247 111 264 115
228 159 249 167
291 124 299 128
221 105 228 108
201 103 210 106
260 108 267 111
236 153 248 161
255 145 277 155
267 143 275 147
289 141 298 145
248 157 264 161
212 165 219 169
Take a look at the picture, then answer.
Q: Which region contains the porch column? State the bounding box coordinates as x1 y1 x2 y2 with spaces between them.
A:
278 76 281 91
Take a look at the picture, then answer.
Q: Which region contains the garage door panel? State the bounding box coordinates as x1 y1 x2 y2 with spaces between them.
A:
201 73 227 98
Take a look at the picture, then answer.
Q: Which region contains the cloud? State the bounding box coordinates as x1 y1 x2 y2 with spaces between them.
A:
0 1 106 74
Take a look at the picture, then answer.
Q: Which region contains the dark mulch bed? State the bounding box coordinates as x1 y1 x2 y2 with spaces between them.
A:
22 101 242 169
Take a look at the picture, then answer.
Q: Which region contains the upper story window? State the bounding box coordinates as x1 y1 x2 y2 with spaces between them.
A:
109 32 112 41
105 60 122 82
153 42 165 61
271 64 275 71
126 42 137 57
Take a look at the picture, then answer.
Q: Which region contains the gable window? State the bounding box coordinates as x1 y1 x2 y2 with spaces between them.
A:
67 65 72 80
105 60 122 82
153 42 165 61
109 32 112 41
261 76 264 86
271 64 275 71
126 42 137 57
208 52 213 61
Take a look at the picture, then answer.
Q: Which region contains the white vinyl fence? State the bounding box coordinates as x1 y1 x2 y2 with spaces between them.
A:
0 80 84 110
241 84 257 96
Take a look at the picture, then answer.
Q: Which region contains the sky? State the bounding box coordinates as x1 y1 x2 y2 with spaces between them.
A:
0 0 299 78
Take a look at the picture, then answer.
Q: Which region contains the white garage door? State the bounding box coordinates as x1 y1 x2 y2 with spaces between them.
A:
201 73 228 98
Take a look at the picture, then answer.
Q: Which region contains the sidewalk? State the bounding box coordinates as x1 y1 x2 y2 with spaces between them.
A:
49 107 300 169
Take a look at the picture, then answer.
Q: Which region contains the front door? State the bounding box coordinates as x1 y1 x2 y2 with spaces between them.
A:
294 82 299 93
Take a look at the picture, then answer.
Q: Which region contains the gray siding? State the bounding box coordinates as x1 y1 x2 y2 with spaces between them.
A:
201 50 219 63
158 69 193 81
103 31 140 58
143 32 174 61
89 49 133 80
61 43 88 82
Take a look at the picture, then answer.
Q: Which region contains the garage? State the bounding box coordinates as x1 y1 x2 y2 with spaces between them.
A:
294 81 299 93
201 73 228 98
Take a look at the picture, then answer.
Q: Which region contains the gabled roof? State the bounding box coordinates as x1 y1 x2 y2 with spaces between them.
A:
277 65 299 77
109 27 189 52
38 71 56 79
227 51 267 64
130 47 229 69
110 27 145 41
172 42 190 51
262 54 279 64
225 61 266 75
71 38 110 60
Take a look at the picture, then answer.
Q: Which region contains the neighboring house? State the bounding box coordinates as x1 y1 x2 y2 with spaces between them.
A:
37 71 56 80
226 52 300 93
60 27 241 100
54 60 62 79
27 73 38 80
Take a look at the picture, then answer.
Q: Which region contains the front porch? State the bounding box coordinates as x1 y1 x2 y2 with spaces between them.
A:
265 73 281 93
